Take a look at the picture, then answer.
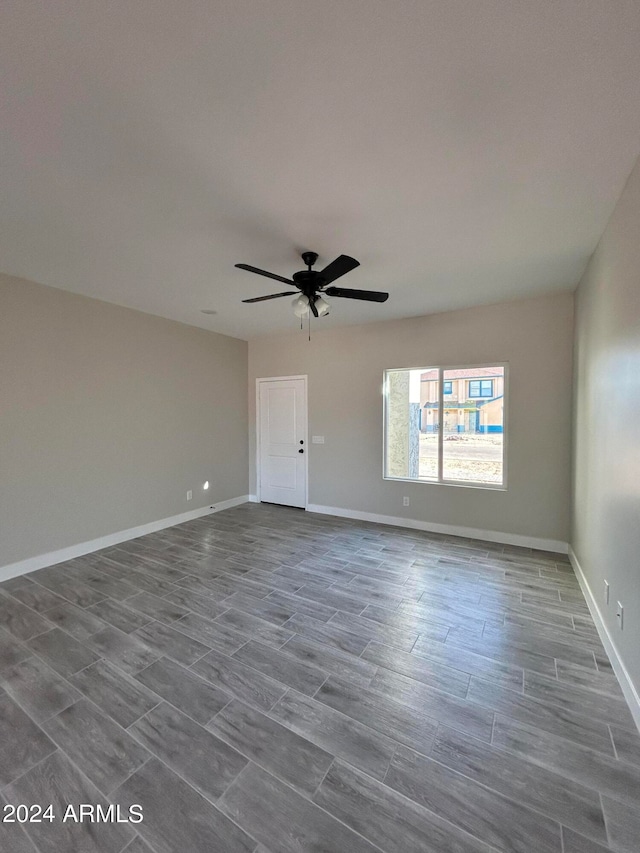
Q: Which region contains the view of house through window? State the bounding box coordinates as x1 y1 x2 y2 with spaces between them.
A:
384 365 506 486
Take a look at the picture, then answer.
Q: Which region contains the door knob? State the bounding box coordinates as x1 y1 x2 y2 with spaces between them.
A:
299 440 304 444
298 448 304 454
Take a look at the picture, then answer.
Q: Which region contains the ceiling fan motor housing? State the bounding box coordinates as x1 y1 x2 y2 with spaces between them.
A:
292 269 321 296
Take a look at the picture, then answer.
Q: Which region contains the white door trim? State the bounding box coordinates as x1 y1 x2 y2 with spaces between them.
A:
255 375 308 508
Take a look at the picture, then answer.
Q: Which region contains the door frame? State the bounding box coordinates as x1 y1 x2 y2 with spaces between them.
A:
255 375 309 508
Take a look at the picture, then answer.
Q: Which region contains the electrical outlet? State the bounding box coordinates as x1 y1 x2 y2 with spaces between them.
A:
604 580 610 604
616 601 624 629
403 496 410 507
186 490 193 501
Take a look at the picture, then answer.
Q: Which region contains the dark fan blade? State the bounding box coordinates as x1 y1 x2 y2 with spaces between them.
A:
242 292 296 303
235 264 295 286
318 254 360 285
310 298 319 318
324 286 388 302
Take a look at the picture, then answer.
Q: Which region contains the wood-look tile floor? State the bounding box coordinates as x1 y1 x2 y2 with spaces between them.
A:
1 503 639 853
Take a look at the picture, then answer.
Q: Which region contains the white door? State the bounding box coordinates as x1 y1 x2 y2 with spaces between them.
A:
258 377 307 508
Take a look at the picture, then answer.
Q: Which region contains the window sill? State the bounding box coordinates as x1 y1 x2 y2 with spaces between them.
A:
383 476 507 492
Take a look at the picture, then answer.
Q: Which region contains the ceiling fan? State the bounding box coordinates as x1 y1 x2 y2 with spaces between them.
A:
235 251 389 318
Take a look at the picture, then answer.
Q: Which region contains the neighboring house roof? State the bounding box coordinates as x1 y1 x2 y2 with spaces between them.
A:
479 394 504 406
423 402 479 409
420 367 502 381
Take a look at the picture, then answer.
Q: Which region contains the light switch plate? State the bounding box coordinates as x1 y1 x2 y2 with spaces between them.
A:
312 436 325 444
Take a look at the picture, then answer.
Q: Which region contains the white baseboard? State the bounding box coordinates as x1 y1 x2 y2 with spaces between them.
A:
306 503 568 554
248 495 259 503
569 547 640 731
0 495 250 583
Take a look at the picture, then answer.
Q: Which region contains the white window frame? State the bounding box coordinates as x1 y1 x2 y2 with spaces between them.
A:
382 362 508 491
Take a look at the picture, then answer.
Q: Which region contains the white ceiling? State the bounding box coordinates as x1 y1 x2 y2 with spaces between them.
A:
2 1 640 340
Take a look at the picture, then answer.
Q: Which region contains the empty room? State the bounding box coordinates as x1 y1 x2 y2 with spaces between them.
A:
1 2 640 852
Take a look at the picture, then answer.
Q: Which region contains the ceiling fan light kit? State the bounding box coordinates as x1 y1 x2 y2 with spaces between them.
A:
292 293 310 317
315 295 330 316
235 251 389 328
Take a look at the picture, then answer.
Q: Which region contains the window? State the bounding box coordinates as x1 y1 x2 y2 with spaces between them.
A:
384 365 506 487
468 379 493 398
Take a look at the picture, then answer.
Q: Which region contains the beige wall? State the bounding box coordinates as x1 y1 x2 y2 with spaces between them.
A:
0 274 248 568
249 291 574 546
572 155 640 692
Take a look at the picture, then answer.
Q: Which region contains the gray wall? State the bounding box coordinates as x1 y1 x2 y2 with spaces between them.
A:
0 274 248 568
572 155 640 692
249 291 574 547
